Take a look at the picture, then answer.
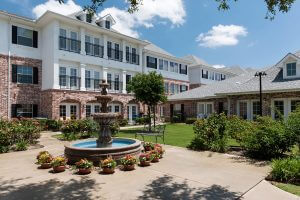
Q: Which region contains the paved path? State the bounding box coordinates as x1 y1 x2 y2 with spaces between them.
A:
0 132 298 200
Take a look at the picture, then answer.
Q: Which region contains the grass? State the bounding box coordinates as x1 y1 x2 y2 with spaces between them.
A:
272 182 300 196
118 123 194 148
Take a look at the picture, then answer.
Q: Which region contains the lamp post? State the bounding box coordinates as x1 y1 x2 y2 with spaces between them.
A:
255 71 267 116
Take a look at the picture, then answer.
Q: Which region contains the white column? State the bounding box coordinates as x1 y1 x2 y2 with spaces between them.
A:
122 40 126 63
122 70 127 94
138 44 143 68
103 35 108 59
80 63 86 90
103 67 108 82
80 27 85 55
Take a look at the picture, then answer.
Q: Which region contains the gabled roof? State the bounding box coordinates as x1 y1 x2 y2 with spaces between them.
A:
97 14 116 25
183 55 210 66
144 42 174 57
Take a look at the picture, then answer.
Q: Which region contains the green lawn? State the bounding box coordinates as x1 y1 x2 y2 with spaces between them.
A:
272 182 300 196
117 123 194 148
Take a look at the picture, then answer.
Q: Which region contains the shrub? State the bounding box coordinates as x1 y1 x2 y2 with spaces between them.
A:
241 117 294 159
15 140 28 151
118 118 128 127
188 113 228 152
110 122 120 136
285 107 300 148
61 119 99 140
171 115 181 123
136 116 151 125
185 118 197 124
270 157 300 184
46 120 63 131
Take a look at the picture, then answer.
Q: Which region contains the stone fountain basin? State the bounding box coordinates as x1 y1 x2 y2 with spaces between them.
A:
64 138 142 164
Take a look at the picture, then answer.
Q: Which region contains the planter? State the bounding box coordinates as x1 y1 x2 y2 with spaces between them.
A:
123 165 135 171
78 168 91 175
140 160 151 167
159 154 163 159
102 167 115 174
151 158 159 163
144 146 152 152
53 166 66 173
40 163 52 169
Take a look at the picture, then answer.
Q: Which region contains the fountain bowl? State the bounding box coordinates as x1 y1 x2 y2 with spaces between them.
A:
64 138 142 164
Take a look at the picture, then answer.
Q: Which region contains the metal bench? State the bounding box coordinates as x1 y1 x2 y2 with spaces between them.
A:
135 124 166 144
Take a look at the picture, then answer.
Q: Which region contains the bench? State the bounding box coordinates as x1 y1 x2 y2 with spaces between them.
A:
135 124 166 144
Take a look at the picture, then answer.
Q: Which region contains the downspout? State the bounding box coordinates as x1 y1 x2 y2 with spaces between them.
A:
7 17 12 119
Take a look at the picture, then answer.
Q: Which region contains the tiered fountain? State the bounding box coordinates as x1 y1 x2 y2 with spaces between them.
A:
65 80 142 164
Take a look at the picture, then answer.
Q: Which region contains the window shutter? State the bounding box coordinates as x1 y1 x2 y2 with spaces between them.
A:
33 67 38 84
33 31 38 48
33 104 38 118
12 65 17 83
146 56 149 67
154 58 157 69
11 104 17 118
12 25 17 44
170 104 174 120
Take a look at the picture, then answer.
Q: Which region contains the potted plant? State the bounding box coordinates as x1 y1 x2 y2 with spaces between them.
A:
121 155 137 171
51 156 67 173
139 153 153 167
100 157 117 174
143 142 154 152
75 158 93 175
36 151 53 169
154 144 165 159
150 150 160 163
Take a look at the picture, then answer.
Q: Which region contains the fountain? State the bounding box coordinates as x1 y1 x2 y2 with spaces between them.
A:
64 80 142 164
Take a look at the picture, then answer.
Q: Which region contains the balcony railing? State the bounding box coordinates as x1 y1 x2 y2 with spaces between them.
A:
59 36 81 54
126 53 139 65
107 48 123 62
85 42 104 58
59 75 81 90
107 80 123 93
85 78 101 91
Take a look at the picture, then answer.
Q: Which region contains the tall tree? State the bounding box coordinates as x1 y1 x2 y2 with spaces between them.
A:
127 72 167 131
58 0 296 19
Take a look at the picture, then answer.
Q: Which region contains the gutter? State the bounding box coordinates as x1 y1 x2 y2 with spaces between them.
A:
7 16 11 119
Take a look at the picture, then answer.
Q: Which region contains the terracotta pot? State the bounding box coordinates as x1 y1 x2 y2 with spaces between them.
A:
140 160 151 167
40 163 52 169
102 167 115 174
151 158 159 163
53 165 66 173
124 165 135 171
78 168 91 175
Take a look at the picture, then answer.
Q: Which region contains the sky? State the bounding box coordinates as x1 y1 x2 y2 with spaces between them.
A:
1 0 300 69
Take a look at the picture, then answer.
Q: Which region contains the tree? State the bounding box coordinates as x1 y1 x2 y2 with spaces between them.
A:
58 0 296 19
127 72 167 131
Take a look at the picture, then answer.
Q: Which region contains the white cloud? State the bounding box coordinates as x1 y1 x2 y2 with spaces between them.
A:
32 0 82 18
213 64 226 69
100 0 186 38
196 25 248 48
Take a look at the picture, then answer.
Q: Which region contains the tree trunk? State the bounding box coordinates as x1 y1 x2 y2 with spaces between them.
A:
153 105 156 129
148 105 151 132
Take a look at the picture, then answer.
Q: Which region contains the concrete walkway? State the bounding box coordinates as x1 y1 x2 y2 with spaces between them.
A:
0 132 298 200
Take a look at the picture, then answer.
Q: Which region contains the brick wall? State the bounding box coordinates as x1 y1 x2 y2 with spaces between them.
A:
0 55 8 119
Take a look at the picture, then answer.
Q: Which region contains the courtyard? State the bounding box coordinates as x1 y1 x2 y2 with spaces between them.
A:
0 130 297 200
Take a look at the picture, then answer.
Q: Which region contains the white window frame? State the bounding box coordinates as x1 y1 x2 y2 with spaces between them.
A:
197 102 214 118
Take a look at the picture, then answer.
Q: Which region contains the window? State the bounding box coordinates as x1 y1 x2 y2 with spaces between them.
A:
105 20 111 29
164 82 169 93
180 65 187 75
85 35 91 55
291 100 300 112
209 72 215 80
170 62 174 72
202 70 208 79
180 85 188 92
107 41 112 58
107 73 112 89
94 38 100 56
115 43 120 60
274 101 284 119
126 46 130 62
197 103 213 117
85 70 91 88
108 106 112 112
15 104 33 118
126 74 132 91
221 74 226 80
115 105 120 113
17 66 33 84
70 105 77 119
206 104 213 115
17 27 33 47
59 29 67 49
159 59 164 70
94 71 100 90
70 32 78 52
86 14 92 23
163 60 168 71
287 63 296 76
114 74 120 91
174 84 179 94
215 73 221 81
70 68 77 87
147 56 157 69
59 67 67 87
86 105 91 117
132 48 137 63
174 63 179 73
170 83 175 94
95 105 101 113
60 105 66 119
239 102 248 119
252 101 260 120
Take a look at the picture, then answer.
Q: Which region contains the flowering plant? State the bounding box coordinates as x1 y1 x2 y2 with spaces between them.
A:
51 156 67 167
36 151 53 164
143 142 154 151
150 150 160 159
121 155 137 166
101 157 117 169
139 153 153 162
154 144 165 156
75 159 93 169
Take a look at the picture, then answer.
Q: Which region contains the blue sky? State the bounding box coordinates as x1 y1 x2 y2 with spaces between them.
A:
1 0 300 68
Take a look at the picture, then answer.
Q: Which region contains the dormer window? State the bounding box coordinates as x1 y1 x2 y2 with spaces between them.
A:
287 63 296 76
86 14 92 23
105 20 111 29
